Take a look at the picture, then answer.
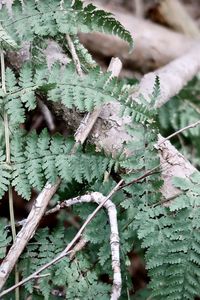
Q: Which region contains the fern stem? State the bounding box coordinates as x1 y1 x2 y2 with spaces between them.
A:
1 50 19 300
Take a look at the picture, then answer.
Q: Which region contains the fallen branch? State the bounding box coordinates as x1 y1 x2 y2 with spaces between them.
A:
134 0 144 18
0 181 60 291
47 42 200 199
47 192 121 299
156 135 196 200
134 43 200 107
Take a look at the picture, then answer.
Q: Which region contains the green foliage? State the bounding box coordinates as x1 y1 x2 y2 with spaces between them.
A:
1 1 200 300
158 77 200 167
0 0 133 47
19 227 111 299
70 35 97 71
0 129 116 200
47 63 128 111
0 151 10 198
0 223 11 259
0 23 18 49
132 172 200 300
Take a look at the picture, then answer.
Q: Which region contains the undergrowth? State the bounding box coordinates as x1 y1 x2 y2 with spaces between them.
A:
0 1 200 299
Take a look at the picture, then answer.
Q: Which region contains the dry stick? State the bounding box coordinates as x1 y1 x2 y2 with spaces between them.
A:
0 180 123 299
133 43 200 108
75 57 122 146
69 237 88 260
48 192 121 299
0 181 60 292
66 34 83 77
81 1 198 71
157 119 200 146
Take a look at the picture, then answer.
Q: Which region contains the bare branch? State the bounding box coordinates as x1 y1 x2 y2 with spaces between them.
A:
80 1 198 72
156 0 200 38
66 34 83 77
0 180 60 291
133 43 200 108
47 192 121 299
69 237 88 260
156 135 196 200
157 119 200 145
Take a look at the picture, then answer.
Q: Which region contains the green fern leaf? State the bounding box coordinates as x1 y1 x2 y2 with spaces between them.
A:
7 130 117 200
80 3 133 48
0 150 11 199
0 23 18 49
0 223 12 259
134 172 200 300
1 0 133 48
48 63 129 111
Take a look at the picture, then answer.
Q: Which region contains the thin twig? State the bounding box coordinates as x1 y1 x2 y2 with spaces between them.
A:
69 237 88 260
66 34 83 77
157 119 200 146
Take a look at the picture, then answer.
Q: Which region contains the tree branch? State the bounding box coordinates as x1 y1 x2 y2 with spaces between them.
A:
48 192 121 299
133 43 200 107
0 181 60 291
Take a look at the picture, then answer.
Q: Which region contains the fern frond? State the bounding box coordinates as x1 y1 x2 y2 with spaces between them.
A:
0 23 18 49
79 3 133 48
150 75 160 107
8 129 116 200
19 63 37 110
134 172 200 300
0 150 11 199
47 63 129 111
4 66 37 127
1 0 133 47
19 227 65 296
0 223 11 259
